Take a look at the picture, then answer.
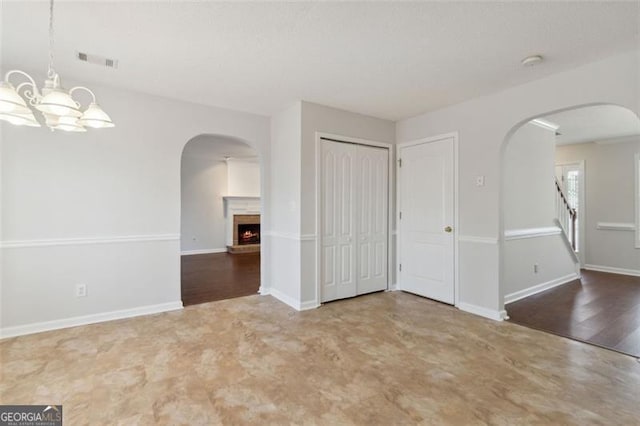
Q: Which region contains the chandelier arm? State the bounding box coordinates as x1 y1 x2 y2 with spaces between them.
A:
4 69 42 103
69 86 97 106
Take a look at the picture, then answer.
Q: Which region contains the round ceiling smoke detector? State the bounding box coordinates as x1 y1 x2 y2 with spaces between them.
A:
521 55 544 67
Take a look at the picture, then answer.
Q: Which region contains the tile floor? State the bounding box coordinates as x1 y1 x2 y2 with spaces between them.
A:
2 292 639 424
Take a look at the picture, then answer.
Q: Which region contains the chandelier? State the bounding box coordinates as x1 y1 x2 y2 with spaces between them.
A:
0 0 114 131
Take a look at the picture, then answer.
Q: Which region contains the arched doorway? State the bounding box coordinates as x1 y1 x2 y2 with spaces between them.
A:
180 134 263 306
500 104 640 357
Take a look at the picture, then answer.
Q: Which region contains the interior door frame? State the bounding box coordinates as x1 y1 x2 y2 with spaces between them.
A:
555 160 586 266
315 132 394 304
396 132 459 307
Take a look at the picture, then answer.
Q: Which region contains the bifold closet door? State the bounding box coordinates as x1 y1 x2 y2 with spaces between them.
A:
321 140 388 303
355 145 388 295
321 140 357 302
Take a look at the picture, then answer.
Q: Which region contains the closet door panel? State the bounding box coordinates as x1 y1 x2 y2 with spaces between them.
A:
321 140 357 302
356 145 388 295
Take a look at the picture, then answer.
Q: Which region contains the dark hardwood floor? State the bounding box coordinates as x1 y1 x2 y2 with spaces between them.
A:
181 252 260 306
507 270 640 358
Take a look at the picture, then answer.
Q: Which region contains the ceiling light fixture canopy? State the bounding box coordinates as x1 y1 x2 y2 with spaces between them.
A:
0 0 114 131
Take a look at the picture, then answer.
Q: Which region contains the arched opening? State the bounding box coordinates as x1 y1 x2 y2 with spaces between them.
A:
180 134 262 306
500 104 640 357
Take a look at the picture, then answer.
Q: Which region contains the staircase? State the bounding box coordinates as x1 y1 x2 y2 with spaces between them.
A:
555 178 579 264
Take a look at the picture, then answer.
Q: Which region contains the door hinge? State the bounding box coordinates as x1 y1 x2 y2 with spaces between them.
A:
398 158 402 168
399 211 402 220
399 263 402 272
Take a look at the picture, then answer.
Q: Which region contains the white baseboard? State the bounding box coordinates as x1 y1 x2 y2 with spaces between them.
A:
180 248 227 256
0 301 184 339
268 288 299 310
299 300 320 311
457 302 507 321
268 288 319 311
584 264 640 277
504 272 580 305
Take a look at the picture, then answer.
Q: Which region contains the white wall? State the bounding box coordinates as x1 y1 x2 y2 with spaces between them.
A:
180 155 228 253
1 72 270 335
227 159 260 197
504 123 556 230
503 122 578 300
300 101 395 305
556 137 640 273
267 102 302 307
396 50 640 317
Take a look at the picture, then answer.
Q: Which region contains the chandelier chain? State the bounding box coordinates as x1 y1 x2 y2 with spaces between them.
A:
48 0 55 78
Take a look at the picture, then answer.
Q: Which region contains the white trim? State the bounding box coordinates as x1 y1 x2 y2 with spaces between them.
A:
396 132 460 307
0 301 183 339
504 272 579 304
180 248 227 255
584 264 640 277
262 231 316 241
222 196 260 201
268 288 319 311
0 234 180 249
315 132 394 305
458 235 499 244
530 118 560 132
504 227 562 241
593 135 640 145
457 302 507 321
268 288 299 310
315 131 392 149
596 222 635 231
636 153 639 248
299 300 320 311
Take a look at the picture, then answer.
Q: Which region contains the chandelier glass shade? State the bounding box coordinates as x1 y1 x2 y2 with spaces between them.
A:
0 0 114 132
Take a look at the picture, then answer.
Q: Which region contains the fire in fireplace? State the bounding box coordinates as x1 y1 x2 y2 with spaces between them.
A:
238 224 260 245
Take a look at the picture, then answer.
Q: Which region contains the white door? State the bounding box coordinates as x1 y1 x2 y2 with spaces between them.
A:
321 140 357 302
356 145 388 295
398 137 455 304
321 140 389 303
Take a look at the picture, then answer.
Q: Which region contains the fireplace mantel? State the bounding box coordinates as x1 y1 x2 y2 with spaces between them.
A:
223 196 261 249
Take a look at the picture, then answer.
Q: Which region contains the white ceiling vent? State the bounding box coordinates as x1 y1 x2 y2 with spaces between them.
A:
76 52 118 69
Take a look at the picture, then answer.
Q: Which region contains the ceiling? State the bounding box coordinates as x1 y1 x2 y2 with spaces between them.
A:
541 105 640 145
182 135 257 161
2 1 639 121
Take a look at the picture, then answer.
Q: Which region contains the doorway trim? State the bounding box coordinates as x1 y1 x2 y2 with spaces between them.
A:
395 132 459 307
555 160 586 266
314 132 394 305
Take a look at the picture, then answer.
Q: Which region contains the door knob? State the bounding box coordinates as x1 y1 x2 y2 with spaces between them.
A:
444 226 453 233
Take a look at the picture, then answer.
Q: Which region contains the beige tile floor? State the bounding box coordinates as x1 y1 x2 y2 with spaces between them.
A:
1 292 639 425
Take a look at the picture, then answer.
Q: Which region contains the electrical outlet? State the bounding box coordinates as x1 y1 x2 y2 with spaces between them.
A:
533 264 539 274
476 176 485 187
75 284 87 297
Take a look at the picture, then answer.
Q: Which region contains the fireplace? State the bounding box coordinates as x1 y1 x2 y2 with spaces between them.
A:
228 213 260 253
238 224 260 245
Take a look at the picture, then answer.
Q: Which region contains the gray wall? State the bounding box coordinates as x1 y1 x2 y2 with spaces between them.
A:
397 50 639 314
180 155 228 253
503 122 577 299
556 137 640 272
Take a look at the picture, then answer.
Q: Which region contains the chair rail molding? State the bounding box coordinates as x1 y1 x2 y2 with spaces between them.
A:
504 227 562 241
0 234 180 249
596 222 635 231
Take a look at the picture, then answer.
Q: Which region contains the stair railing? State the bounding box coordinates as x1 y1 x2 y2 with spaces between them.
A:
555 178 577 251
